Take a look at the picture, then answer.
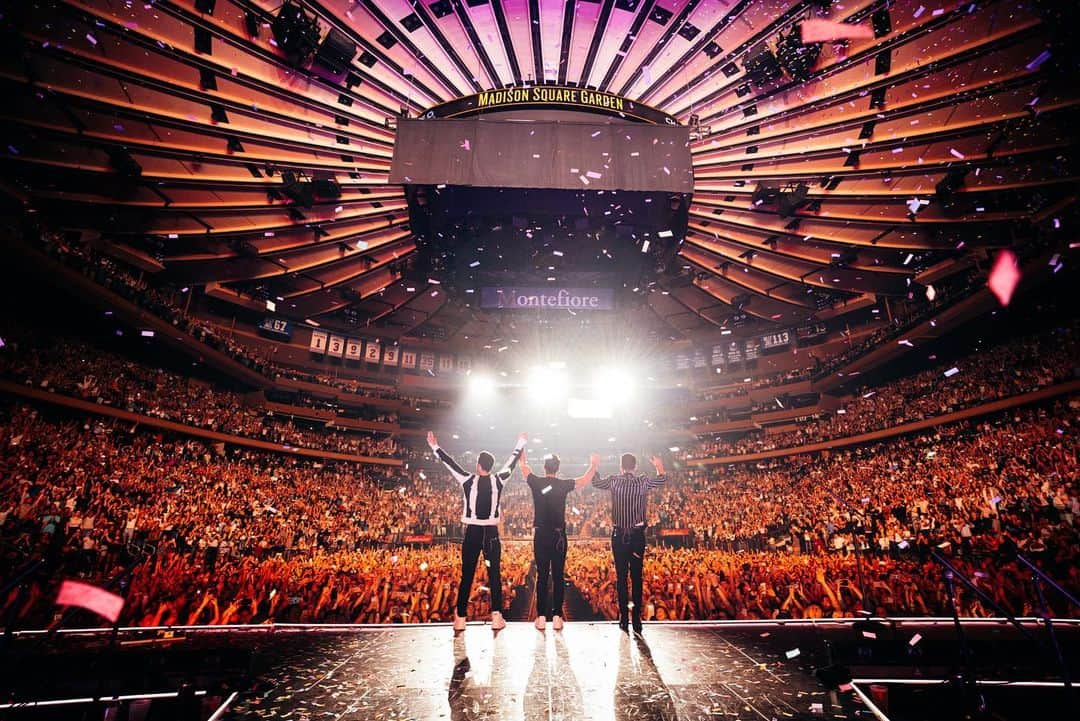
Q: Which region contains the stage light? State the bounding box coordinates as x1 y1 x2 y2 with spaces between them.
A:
467 373 496 396
592 367 634 403
527 365 568 403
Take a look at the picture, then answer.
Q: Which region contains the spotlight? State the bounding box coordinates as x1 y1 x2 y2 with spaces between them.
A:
467 373 496 396
592 367 634 403
527 365 568 403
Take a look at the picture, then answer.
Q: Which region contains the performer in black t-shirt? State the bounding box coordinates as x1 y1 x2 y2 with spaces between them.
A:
519 450 599 630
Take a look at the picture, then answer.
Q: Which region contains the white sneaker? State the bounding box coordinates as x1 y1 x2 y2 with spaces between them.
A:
534 615 547 630
491 611 506 631
453 614 466 632
552 615 564 631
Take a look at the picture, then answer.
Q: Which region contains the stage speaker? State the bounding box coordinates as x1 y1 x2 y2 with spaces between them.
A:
743 46 783 87
314 28 357 75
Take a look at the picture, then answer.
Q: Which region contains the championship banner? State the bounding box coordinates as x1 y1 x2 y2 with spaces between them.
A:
344 338 363 360
438 355 454 373
364 340 381 363
711 344 725 366
383 344 400 367
327 335 345 358
309 329 328 354
419 353 435 372
401 349 417 369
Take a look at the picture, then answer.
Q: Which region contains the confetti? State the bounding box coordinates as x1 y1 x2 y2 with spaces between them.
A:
1026 50 1051 71
988 249 1020 306
909 633 923 646
785 648 801 659
943 367 960 377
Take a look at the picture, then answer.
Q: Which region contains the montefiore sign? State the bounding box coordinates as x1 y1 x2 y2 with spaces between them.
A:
480 287 614 310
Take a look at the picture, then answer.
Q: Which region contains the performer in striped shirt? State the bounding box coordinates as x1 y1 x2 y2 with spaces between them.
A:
428 430 527 632
592 452 667 633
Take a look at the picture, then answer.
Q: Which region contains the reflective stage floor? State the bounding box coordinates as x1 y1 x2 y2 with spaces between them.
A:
229 623 856 721
4 619 1077 720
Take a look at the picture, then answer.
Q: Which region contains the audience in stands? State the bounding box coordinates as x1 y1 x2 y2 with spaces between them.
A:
687 324 1077 457
1 394 1075 627
0 333 404 458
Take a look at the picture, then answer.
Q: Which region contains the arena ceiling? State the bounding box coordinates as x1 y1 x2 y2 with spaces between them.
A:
1 0 1074 344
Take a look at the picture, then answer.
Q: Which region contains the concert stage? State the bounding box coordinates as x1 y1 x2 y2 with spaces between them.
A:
2 619 1077 720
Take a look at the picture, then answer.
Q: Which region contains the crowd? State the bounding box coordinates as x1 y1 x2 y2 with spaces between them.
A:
687 323 1077 456
0 331 405 458
1 387 1074 628
0 401 499 627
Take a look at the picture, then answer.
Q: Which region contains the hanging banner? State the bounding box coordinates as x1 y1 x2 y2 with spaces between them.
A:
364 340 382 363
327 335 345 358
401 349 417 369
383 345 400 367
344 338 363 360
762 330 791 349
258 316 293 340
438 355 454 373
711 344 725 366
309 330 328 354
419 353 435 372
456 357 472 373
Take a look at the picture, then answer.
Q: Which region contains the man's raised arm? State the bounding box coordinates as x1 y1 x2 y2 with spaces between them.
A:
646 455 667 489
427 431 472 484
495 432 528 481
592 453 613 490
575 453 601 489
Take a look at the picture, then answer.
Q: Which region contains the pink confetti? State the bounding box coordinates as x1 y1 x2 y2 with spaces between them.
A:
988 249 1020 306
56 580 123 622
460 139 471 150
801 19 874 43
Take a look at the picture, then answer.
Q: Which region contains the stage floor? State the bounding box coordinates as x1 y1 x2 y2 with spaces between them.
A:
228 622 857 721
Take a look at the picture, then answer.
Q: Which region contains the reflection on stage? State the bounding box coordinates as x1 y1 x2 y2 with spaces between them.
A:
228 623 853 720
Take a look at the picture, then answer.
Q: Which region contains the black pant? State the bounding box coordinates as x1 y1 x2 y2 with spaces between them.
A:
533 527 567 617
611 527 646 621
458 524 502 617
